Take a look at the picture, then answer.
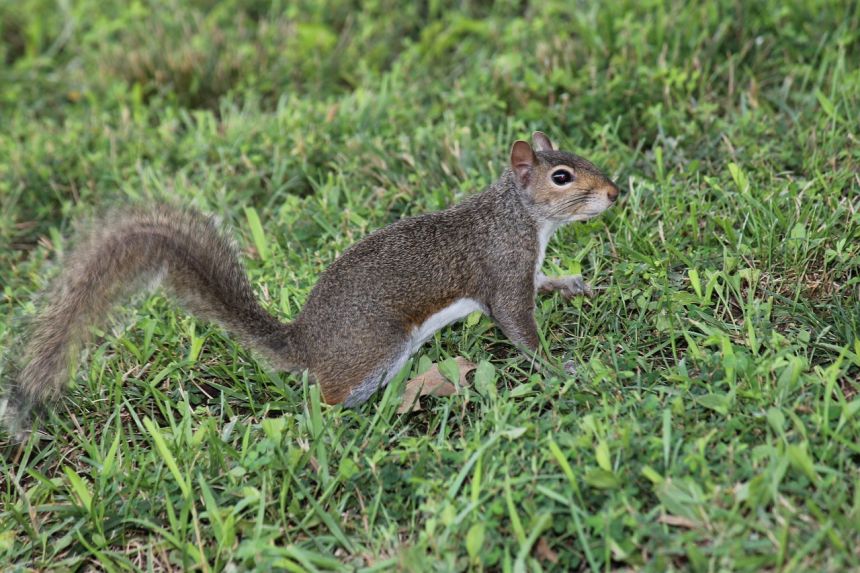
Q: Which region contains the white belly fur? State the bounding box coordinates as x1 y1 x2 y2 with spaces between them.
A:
410 298 484 353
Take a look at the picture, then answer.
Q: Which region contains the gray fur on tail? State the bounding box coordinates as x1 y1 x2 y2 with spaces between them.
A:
1 205 299 438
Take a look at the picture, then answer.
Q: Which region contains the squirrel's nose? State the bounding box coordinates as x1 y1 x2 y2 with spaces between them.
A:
606 184 620 203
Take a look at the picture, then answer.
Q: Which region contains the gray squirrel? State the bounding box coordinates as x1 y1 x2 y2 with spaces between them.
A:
0 132 619 438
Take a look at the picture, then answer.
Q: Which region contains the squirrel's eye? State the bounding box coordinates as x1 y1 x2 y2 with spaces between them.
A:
551 170 573 186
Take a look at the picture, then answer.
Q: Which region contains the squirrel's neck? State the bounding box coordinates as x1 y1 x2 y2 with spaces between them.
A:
492 168 557 228
490 168 567 271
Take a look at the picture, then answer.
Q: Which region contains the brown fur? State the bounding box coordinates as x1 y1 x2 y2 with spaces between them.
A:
1 132 619 438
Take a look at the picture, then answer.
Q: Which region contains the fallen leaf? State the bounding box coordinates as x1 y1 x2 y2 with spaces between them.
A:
397 357 476 414
325 103 339 123
657 514 700 529
534 537 558 564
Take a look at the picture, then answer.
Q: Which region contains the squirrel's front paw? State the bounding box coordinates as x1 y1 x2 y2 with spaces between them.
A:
538 274 594 299
552 275 593 299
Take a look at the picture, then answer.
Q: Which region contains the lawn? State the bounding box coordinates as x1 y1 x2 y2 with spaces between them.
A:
1 0 859 570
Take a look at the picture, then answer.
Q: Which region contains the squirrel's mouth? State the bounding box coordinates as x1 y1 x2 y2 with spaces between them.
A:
572 202 611 220
576 189 618 220
563 211 598 223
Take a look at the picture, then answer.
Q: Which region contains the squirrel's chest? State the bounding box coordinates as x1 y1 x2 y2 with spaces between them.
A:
535 221 561 275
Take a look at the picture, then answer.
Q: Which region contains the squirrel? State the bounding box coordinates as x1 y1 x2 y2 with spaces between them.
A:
0 132 619 439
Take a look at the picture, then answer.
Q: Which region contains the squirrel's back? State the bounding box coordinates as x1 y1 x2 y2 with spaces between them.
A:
296 176 537 326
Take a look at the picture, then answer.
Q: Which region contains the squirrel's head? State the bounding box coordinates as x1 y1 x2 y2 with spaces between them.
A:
510 132 620 223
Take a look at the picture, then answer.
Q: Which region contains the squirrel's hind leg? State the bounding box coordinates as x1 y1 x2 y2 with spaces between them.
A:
337 344 412 408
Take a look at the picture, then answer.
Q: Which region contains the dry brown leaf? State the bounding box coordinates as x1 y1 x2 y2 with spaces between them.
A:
534 537 559 564
325 103 339 123
397 357 476 414
657 514 700 529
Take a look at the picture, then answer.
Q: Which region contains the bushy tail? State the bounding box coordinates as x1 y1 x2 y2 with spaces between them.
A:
1 205 299 438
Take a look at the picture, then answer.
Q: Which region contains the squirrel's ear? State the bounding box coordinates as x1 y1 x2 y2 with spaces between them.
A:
510 140 536 186
532 131 553 152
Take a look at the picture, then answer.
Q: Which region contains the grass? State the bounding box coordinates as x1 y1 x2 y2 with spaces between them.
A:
1 0 859 570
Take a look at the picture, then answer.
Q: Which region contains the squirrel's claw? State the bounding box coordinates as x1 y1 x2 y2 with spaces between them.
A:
567 276 593 298
557 275 593 300
537 274 595 300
